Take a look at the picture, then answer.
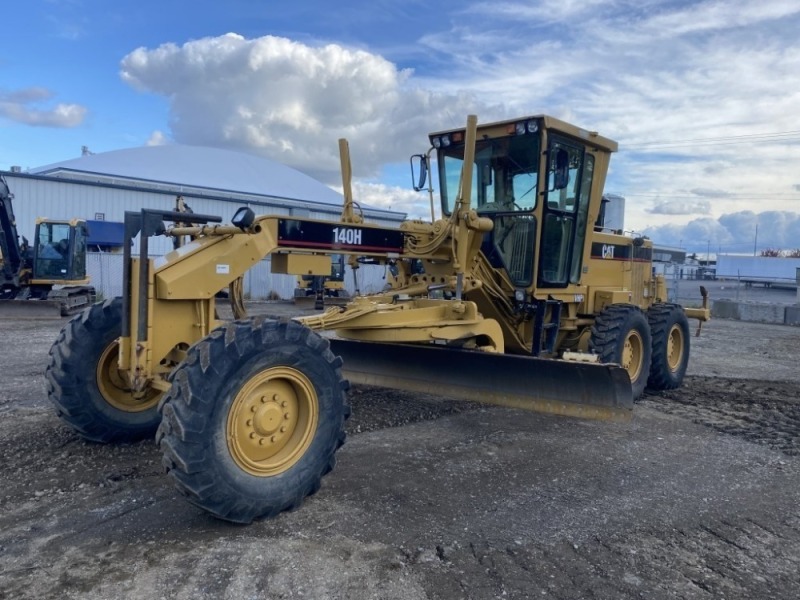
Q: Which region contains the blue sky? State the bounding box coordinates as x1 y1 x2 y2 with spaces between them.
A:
2 0 800 253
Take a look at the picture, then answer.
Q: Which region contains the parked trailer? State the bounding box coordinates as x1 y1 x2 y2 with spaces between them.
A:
716 255 800 289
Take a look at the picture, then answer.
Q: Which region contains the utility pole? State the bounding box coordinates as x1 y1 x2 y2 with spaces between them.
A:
753 224 758 256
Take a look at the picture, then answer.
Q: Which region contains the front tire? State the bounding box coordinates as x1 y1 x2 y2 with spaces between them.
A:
156 318 350 523
590 304 653 400
45 298 163 443
647 303 690 390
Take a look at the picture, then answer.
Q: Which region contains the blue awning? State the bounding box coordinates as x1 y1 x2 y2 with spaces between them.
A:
87 220 124 247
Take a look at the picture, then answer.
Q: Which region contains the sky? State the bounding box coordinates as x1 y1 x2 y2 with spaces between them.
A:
2 0 800 255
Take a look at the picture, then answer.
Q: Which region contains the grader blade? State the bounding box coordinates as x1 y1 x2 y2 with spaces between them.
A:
329 339 633 422
292 295 319 309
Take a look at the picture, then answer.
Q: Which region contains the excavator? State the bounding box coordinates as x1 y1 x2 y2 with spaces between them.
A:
293 253 351 308
0 175 95 318
45 114 709 523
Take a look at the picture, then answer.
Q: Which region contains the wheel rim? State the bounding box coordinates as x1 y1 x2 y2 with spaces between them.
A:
227 366 319 477
666 323 685 373
621 330 644 382
96 340 161 412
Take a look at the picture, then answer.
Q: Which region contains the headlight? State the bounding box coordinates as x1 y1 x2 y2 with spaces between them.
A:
515 122 526 136
232 206 255 230
432 136 441 149
514 289 525 302
526 120 539 133
441 134 451 147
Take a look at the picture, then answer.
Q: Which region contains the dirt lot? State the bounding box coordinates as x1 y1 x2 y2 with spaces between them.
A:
0 307 799 600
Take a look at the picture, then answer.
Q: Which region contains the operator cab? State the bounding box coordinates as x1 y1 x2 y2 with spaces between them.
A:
32 219 89 283
414 116 616 292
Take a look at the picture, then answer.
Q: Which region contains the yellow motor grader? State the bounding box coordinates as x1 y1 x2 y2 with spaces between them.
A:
45 114 709 523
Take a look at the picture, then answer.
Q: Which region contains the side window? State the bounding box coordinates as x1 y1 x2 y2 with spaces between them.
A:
540 137 585 287
73 226 88 279
442 154 466 214
547 142 583 212
570 154 594 283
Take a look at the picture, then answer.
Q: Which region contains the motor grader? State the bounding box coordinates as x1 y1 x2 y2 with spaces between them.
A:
46 114 709 523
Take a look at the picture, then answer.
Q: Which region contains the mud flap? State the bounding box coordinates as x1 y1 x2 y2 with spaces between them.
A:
329 339 633 422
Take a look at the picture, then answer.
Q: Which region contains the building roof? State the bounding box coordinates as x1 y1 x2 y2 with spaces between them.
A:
31 145 347 206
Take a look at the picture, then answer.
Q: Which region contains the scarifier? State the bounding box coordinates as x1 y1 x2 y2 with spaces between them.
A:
46 114 709 523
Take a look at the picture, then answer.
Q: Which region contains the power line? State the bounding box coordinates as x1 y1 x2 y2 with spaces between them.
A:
621 130 800 150
623 192 800 200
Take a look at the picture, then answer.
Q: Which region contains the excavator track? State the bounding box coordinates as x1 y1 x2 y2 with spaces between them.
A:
0 287 95 319
328 338 634 422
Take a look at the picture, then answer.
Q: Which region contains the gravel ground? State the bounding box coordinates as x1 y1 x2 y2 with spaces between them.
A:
0 307 799 599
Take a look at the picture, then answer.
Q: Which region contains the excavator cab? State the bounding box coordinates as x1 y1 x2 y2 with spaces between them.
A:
31 219 89 284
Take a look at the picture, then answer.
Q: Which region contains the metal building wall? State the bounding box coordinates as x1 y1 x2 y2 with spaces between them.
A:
3 171 405 257
3 169 402 300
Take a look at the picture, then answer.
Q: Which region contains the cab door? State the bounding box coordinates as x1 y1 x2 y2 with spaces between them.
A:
538 137 592 288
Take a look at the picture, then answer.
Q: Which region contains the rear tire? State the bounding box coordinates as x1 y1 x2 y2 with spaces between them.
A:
156 318 350 523
646 303 690 390
45 298 163 443
590 304 652 400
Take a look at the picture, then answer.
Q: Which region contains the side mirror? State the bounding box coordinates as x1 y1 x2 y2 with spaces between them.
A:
410 154 428 191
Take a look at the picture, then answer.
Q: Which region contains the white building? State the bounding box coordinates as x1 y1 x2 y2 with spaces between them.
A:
3 145 405 299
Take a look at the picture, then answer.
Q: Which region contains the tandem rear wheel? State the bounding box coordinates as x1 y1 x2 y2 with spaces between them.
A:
156 318 350 524
590 304 653 399
646 303 690 390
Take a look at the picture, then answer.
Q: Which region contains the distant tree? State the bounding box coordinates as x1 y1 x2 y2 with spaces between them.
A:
760 248 783 257
786 249 800 258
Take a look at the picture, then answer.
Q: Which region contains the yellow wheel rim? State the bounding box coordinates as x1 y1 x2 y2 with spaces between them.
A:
621 330 644 382
666 324 685 373
226 366 319 477
96 340 161 412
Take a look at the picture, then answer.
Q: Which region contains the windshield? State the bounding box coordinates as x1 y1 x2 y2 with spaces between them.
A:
438 133 540 215
35 222 73 279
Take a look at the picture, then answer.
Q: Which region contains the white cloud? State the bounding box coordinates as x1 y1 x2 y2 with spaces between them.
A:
116 2 800 254
643 210 800 253
120 33 498 184
146 130 168 146
638 0 800 38
421 1 800 235
464 0 612 22
0 87 87 128
341 182 435 221
649 199 712 215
